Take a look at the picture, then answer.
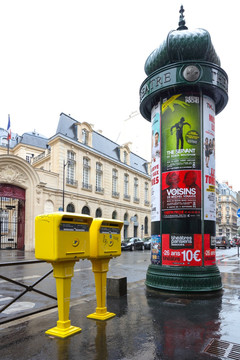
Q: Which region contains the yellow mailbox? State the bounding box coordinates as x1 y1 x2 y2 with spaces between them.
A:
87 218 123 321
89 218 123 258
35 212 93 262
35 212 93 338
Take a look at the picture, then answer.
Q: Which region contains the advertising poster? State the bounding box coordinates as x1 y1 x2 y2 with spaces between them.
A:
151 235 161 265
151 102 161 222
203 95 216 221
161 93 201 172
204 234 216 266
161 170 201 219
162 234 202 266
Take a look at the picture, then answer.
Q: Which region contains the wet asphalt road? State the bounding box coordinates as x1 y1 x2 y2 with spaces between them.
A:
0 249 151 320
0 248 240 360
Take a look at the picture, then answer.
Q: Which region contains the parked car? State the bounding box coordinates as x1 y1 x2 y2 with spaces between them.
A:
121 237 145 251
216 236 231 249
143 237 151 250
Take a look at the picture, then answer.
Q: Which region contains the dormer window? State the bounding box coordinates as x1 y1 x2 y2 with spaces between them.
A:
120 144 131 164
82 129 89 145
123 150 127 164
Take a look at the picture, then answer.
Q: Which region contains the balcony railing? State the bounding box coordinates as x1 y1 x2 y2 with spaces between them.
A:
124 194 130 201
32 149 51 164
82 182 92 191
66 178 78 187
112 191 120 198
95 186 104 194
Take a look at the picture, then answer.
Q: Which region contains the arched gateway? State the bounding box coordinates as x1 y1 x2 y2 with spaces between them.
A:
0 155 40 251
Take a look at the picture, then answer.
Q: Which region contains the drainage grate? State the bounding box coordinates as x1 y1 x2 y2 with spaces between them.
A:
164 297 191 306
204 339 240 359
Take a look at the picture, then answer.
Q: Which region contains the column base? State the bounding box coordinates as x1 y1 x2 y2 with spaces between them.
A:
87 307 116 321
45 320 81 338
146 265 222 292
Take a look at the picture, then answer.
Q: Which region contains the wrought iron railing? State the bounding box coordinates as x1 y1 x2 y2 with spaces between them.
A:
82 183 92 191
0 260 57 325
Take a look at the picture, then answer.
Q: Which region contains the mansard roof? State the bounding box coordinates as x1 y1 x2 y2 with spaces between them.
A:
56 113 149 176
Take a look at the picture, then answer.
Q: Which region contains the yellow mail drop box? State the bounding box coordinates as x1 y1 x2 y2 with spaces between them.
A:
35 212 93 261
89 218 123 259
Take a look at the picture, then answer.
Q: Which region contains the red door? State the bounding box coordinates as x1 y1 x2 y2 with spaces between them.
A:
17 199 25 250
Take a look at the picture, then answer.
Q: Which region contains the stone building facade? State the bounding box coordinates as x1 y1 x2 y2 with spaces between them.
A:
0 113 151 251
216 181 238 239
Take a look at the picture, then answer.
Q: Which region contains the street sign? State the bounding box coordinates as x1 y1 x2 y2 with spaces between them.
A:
237 209 240 218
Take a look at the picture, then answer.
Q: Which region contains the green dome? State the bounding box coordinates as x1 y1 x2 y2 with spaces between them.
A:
144 7 220 76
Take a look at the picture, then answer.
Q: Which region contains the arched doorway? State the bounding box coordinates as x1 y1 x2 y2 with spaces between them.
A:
133 214 138 237
0 184 25 250
144 216 148 235
124 212 129 239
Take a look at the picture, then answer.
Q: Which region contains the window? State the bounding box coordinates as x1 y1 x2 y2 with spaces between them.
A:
124 174 129 199
112 169 119 197
123 151 127 164
144 182 149 205
134 178 139 202
66 151 76 185
96 162 103 192
67 203 75 213
112 210 117 219
82 157 91 190
95 208 102 218
26 153 33 163
82 206 90 215
82 129 88 145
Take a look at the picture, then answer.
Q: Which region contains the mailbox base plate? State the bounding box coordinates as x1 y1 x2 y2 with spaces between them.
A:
87 311 116 321
45 325 82 338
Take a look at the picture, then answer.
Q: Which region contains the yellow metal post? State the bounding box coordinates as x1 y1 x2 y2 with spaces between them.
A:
87 258 115 320
45 261 81 338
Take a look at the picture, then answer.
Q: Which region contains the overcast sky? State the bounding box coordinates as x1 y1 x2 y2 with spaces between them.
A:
0 0 239 190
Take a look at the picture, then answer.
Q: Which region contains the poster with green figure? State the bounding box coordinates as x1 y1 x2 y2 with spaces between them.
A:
161 94 201 172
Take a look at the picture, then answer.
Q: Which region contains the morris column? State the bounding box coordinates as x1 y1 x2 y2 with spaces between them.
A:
139 6 228 292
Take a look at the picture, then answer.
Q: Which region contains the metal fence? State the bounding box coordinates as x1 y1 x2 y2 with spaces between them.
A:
0 259 57 325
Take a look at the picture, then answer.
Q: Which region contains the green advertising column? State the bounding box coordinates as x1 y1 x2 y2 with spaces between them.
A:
139 6 228 292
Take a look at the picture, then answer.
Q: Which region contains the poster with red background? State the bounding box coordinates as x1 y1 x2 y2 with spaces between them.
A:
204 234 216 266
162 234 202 266
162 170 201 219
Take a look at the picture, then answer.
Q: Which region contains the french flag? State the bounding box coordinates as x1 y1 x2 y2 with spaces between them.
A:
7 114 11 140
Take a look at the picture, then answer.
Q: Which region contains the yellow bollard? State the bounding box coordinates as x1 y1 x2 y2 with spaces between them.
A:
45 261 81 338
87 258 115 320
